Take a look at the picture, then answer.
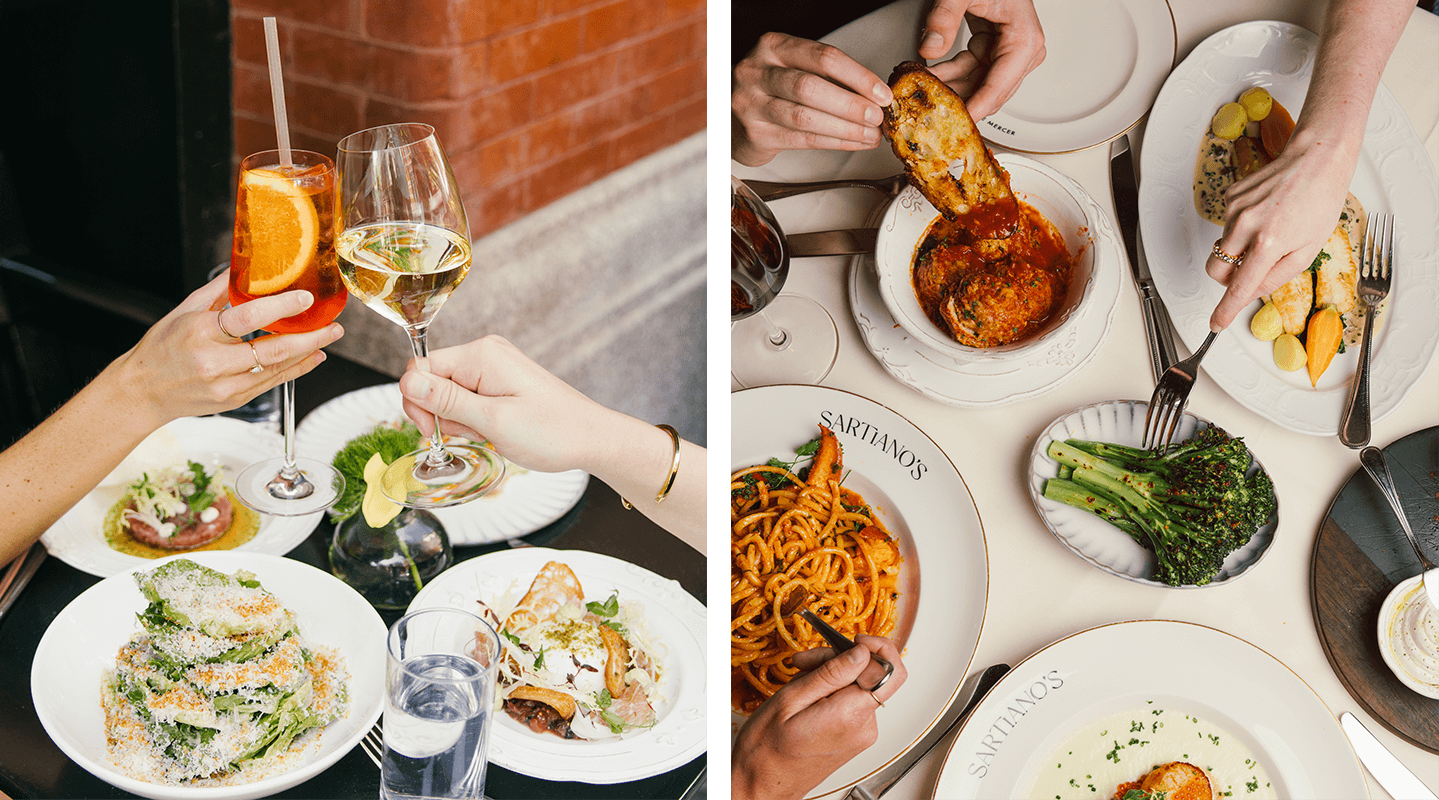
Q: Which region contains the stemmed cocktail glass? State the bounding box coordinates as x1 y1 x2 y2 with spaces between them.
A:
335 123 504 508
229 149 348 515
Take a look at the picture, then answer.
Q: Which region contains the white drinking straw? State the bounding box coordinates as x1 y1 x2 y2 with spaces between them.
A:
262 17 293 167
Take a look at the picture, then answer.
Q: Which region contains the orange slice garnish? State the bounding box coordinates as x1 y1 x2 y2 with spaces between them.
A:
242 167 320 295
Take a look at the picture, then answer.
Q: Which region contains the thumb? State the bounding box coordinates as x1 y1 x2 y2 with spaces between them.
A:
776 644 870 712
400 370 493 434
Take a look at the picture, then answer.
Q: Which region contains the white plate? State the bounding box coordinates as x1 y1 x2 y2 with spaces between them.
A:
39 417 324 577
960 0 1175 153
1028 399 1278 588
406 547 705 784
933 620 1368 799
731 385 988 799
850 187 1123 407
31 551 386 800
295 384 589 545
1139 20 1439 435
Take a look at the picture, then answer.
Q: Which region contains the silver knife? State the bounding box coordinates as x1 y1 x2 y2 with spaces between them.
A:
788 228 878 258
1109 134 1181 382
1340 712 1438 800
845 664 1009 800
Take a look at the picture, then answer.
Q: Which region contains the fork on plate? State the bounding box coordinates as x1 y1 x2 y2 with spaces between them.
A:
359 723 384 769
1339 213 1394 449
1141 330 1219 451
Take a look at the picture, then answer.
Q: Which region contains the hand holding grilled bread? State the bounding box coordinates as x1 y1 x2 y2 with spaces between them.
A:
882 61 1019 239
732 33 894 167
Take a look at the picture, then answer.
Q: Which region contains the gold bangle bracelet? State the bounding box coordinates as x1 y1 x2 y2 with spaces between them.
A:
622 424 681 510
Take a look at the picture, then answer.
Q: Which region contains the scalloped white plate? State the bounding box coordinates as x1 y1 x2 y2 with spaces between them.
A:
295 384 588 545
850 160 1122 408
1028 399 1278 588
933 620 1367 799
1139 20 1439 435
406 548 705 784
960 0 1176 153
32 551 385 800
39 417 324 577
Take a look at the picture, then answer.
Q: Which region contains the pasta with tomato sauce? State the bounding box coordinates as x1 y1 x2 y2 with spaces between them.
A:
730 426 902 714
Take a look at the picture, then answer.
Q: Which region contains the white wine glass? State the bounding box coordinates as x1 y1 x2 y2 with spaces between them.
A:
335 123 504 508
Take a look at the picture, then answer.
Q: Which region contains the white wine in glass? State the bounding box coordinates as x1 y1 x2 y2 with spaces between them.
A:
335 123 503 508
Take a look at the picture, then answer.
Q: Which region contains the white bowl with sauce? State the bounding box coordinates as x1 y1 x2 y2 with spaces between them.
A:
1377 574 1439 699
874 153 1106 362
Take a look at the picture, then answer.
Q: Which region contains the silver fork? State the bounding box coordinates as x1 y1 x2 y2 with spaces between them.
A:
1141 331 1219 451
1339 213 1394 449
359 722 384 769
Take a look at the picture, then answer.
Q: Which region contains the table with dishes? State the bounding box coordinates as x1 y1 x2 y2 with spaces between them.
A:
0 352 706 800
731 1 1439 798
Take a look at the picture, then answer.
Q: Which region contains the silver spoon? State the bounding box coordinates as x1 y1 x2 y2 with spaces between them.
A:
1360 446 1439 610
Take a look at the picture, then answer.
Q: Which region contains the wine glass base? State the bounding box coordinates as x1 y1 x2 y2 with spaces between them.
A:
382 443 506 509
732 295 839 388
234 456 344 516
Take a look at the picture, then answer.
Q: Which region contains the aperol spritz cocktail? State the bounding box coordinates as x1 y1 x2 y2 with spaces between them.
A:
228 149 345 516
229 151 347 333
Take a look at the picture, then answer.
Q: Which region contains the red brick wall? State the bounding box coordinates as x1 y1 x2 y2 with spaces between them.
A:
232 0 705 236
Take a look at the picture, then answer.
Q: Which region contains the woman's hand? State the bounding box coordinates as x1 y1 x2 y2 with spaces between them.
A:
396 335 618 475
115 274 342 428
732 33 894 167
919 0 1045 120
1204 130 1358 330
732 636 907 800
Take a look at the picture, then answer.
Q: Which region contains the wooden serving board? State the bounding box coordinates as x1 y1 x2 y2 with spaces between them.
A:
1311 426 1439 754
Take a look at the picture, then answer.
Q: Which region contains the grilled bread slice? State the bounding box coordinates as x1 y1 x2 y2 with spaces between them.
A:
881 61 1019 239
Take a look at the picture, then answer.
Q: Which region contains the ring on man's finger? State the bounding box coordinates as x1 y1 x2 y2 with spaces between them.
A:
867 689 884 708
1211 240 1244 266
217 310 241 340
247 341 265 374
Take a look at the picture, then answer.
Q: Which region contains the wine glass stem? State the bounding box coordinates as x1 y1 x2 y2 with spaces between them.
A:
406 328 452 468
280 379 299 475
759 309 791 350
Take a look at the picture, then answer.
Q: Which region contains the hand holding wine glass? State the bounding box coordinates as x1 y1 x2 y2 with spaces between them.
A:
335 123 504 508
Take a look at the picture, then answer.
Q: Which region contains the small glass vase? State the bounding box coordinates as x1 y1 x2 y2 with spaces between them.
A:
329 508 452 609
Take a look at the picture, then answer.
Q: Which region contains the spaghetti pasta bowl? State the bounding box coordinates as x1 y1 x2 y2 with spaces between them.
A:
731 385 987 798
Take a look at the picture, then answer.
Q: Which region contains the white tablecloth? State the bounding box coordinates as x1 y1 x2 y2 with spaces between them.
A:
731 2 1439 798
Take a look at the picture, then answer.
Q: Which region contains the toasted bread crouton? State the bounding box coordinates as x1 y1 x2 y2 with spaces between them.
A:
881 61 1019 239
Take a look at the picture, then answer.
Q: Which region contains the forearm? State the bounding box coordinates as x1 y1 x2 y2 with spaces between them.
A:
0 356 163 564
1292 0 1411 153
580 412 705 552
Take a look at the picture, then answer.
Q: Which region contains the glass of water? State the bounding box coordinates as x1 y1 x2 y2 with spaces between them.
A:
383 608 500 800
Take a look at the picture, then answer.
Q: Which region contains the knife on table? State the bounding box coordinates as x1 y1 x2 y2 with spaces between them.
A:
787 228 878 258
1340 712 1439 800
1110 133 1181 382
844 664 1010 800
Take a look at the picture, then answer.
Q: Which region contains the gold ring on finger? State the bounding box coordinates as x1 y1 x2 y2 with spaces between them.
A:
247 341 265 374
1211 240 1244 266
867 689 884 708
217 310 241 340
